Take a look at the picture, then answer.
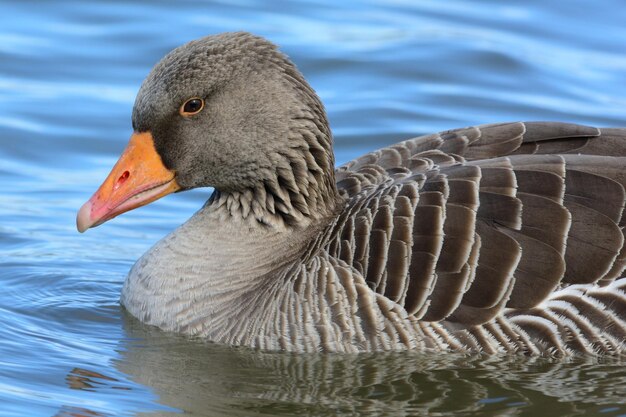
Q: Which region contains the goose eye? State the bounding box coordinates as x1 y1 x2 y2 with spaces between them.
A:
180 98 204 116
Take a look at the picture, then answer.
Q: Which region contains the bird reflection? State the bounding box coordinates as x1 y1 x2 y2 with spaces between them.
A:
66 367 127 392
53 406 108 417
114 312 626 416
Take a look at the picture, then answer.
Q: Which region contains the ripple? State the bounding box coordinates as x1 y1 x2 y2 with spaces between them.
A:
1 0 626 416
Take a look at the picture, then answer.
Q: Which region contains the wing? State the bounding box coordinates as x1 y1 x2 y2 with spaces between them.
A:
329 121 626 328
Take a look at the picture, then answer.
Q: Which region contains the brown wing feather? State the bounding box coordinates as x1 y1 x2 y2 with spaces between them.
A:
459 221 520 309
333 122 626 331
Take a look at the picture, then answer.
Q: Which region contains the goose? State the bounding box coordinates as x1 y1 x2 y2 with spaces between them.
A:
77 32 626 355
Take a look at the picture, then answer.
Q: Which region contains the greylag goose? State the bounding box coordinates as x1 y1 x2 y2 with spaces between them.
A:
77 32 626 355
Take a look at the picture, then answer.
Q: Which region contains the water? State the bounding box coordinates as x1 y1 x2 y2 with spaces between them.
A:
1 0 626 415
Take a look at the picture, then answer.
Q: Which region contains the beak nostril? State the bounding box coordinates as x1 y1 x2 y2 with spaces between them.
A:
114 171 130 190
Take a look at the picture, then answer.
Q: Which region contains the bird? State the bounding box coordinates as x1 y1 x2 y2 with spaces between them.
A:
77 32 626 355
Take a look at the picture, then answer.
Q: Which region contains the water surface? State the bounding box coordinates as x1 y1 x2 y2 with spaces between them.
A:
1 1 626 416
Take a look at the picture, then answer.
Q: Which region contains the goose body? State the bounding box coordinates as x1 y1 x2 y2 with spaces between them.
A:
78 32 626 354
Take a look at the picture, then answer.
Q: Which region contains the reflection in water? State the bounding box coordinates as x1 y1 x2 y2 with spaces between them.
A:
65 368 128 392
53 407 108 417
116 313 626 416
3 0 626 415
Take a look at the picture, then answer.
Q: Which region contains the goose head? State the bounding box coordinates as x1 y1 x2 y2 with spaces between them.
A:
77 32 337 232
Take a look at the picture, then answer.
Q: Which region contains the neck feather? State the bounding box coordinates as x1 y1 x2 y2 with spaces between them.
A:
208 116 341 228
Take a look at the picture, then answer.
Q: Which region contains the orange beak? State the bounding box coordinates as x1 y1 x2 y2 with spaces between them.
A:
76 132 180 232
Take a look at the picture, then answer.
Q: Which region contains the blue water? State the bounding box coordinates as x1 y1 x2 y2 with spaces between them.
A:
1 1 626 416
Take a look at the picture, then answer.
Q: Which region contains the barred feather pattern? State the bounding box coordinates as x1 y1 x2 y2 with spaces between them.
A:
305 121 626 354
123 121 626 355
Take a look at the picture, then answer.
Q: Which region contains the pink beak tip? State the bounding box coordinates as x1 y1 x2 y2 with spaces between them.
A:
76 200 93 233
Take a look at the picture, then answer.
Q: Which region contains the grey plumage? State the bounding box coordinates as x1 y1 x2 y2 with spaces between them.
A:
332 122 626 354
119 32 626 355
